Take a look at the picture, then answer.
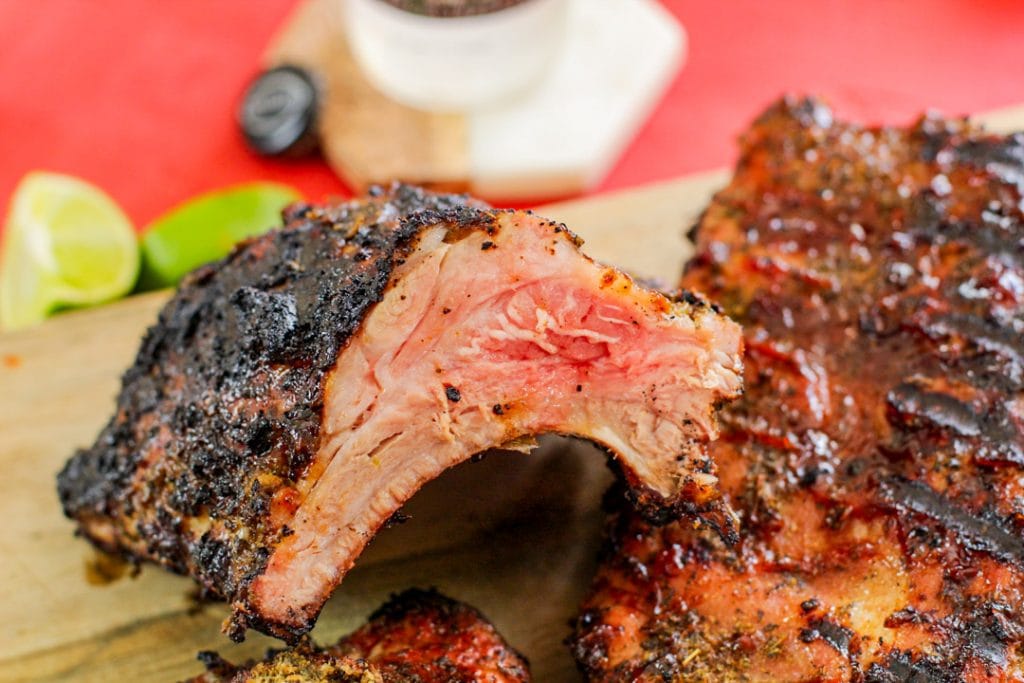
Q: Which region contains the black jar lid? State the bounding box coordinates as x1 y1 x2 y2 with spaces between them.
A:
237 64 320 158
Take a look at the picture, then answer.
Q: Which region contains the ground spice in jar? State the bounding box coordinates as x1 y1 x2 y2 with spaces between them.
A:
378 0 531 17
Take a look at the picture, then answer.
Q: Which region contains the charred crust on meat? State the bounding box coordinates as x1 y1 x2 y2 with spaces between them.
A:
879 477 1024 562
56 183 497 639
227 607 307 644
864 651 958 683
383 511 411 528
800 598 820 613
571 97 1024 679
799 618 854 656
364 587 461 623
195 650 240 679
603 461 740 544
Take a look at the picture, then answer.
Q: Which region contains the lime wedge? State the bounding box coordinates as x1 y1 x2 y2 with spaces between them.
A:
139 182 301 289
0 172 139 332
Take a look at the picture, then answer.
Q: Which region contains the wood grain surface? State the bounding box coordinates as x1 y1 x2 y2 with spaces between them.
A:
2 106 1022 682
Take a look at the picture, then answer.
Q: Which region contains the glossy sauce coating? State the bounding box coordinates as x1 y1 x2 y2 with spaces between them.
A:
571 97 1024 681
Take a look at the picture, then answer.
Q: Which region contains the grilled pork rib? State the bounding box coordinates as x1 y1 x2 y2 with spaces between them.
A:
188 589 530 682
58 184 742 642
570 98 1024 681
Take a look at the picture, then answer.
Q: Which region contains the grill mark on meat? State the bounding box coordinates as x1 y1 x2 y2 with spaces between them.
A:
920 312 1024 370
886 379 1024 467
878 477 1024 562
864 651 956 683
974 406 1024 466
886 382 981 437
800 618 855 657
58 183 743 642
571 97 1024 681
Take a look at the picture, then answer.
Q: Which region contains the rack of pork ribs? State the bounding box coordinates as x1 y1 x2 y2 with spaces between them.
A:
570 98 1024 681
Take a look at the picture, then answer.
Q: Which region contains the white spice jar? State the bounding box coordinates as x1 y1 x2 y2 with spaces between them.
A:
343 0 570 112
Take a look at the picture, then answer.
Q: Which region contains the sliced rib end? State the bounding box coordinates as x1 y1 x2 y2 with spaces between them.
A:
238 210 743 640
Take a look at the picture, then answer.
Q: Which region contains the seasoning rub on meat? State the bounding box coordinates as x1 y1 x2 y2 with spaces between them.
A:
570 98 1024 681
58 184 743 642
187 589 530 682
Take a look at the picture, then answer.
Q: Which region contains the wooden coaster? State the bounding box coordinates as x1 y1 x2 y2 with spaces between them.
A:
265 0 683 200
266 0 470 192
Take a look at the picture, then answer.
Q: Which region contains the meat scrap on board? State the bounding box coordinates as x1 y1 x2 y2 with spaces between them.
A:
186 589 530 682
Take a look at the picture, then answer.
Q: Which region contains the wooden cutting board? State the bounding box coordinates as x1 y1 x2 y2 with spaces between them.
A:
3 105 1023 682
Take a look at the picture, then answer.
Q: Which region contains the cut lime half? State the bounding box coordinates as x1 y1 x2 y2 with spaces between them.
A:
0 172 139 332
139 182 302 290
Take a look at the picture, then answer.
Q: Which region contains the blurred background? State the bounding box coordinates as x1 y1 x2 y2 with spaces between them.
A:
4 3 1024 680
4 0 1024 226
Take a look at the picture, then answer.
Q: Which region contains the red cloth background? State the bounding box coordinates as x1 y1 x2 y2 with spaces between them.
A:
2 0 1024 229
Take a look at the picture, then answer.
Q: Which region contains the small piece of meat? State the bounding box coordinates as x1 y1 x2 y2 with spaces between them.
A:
57 183 743 642
187 649 379 683
330 588 531 682
570 98 1024 680
186 589 529 683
